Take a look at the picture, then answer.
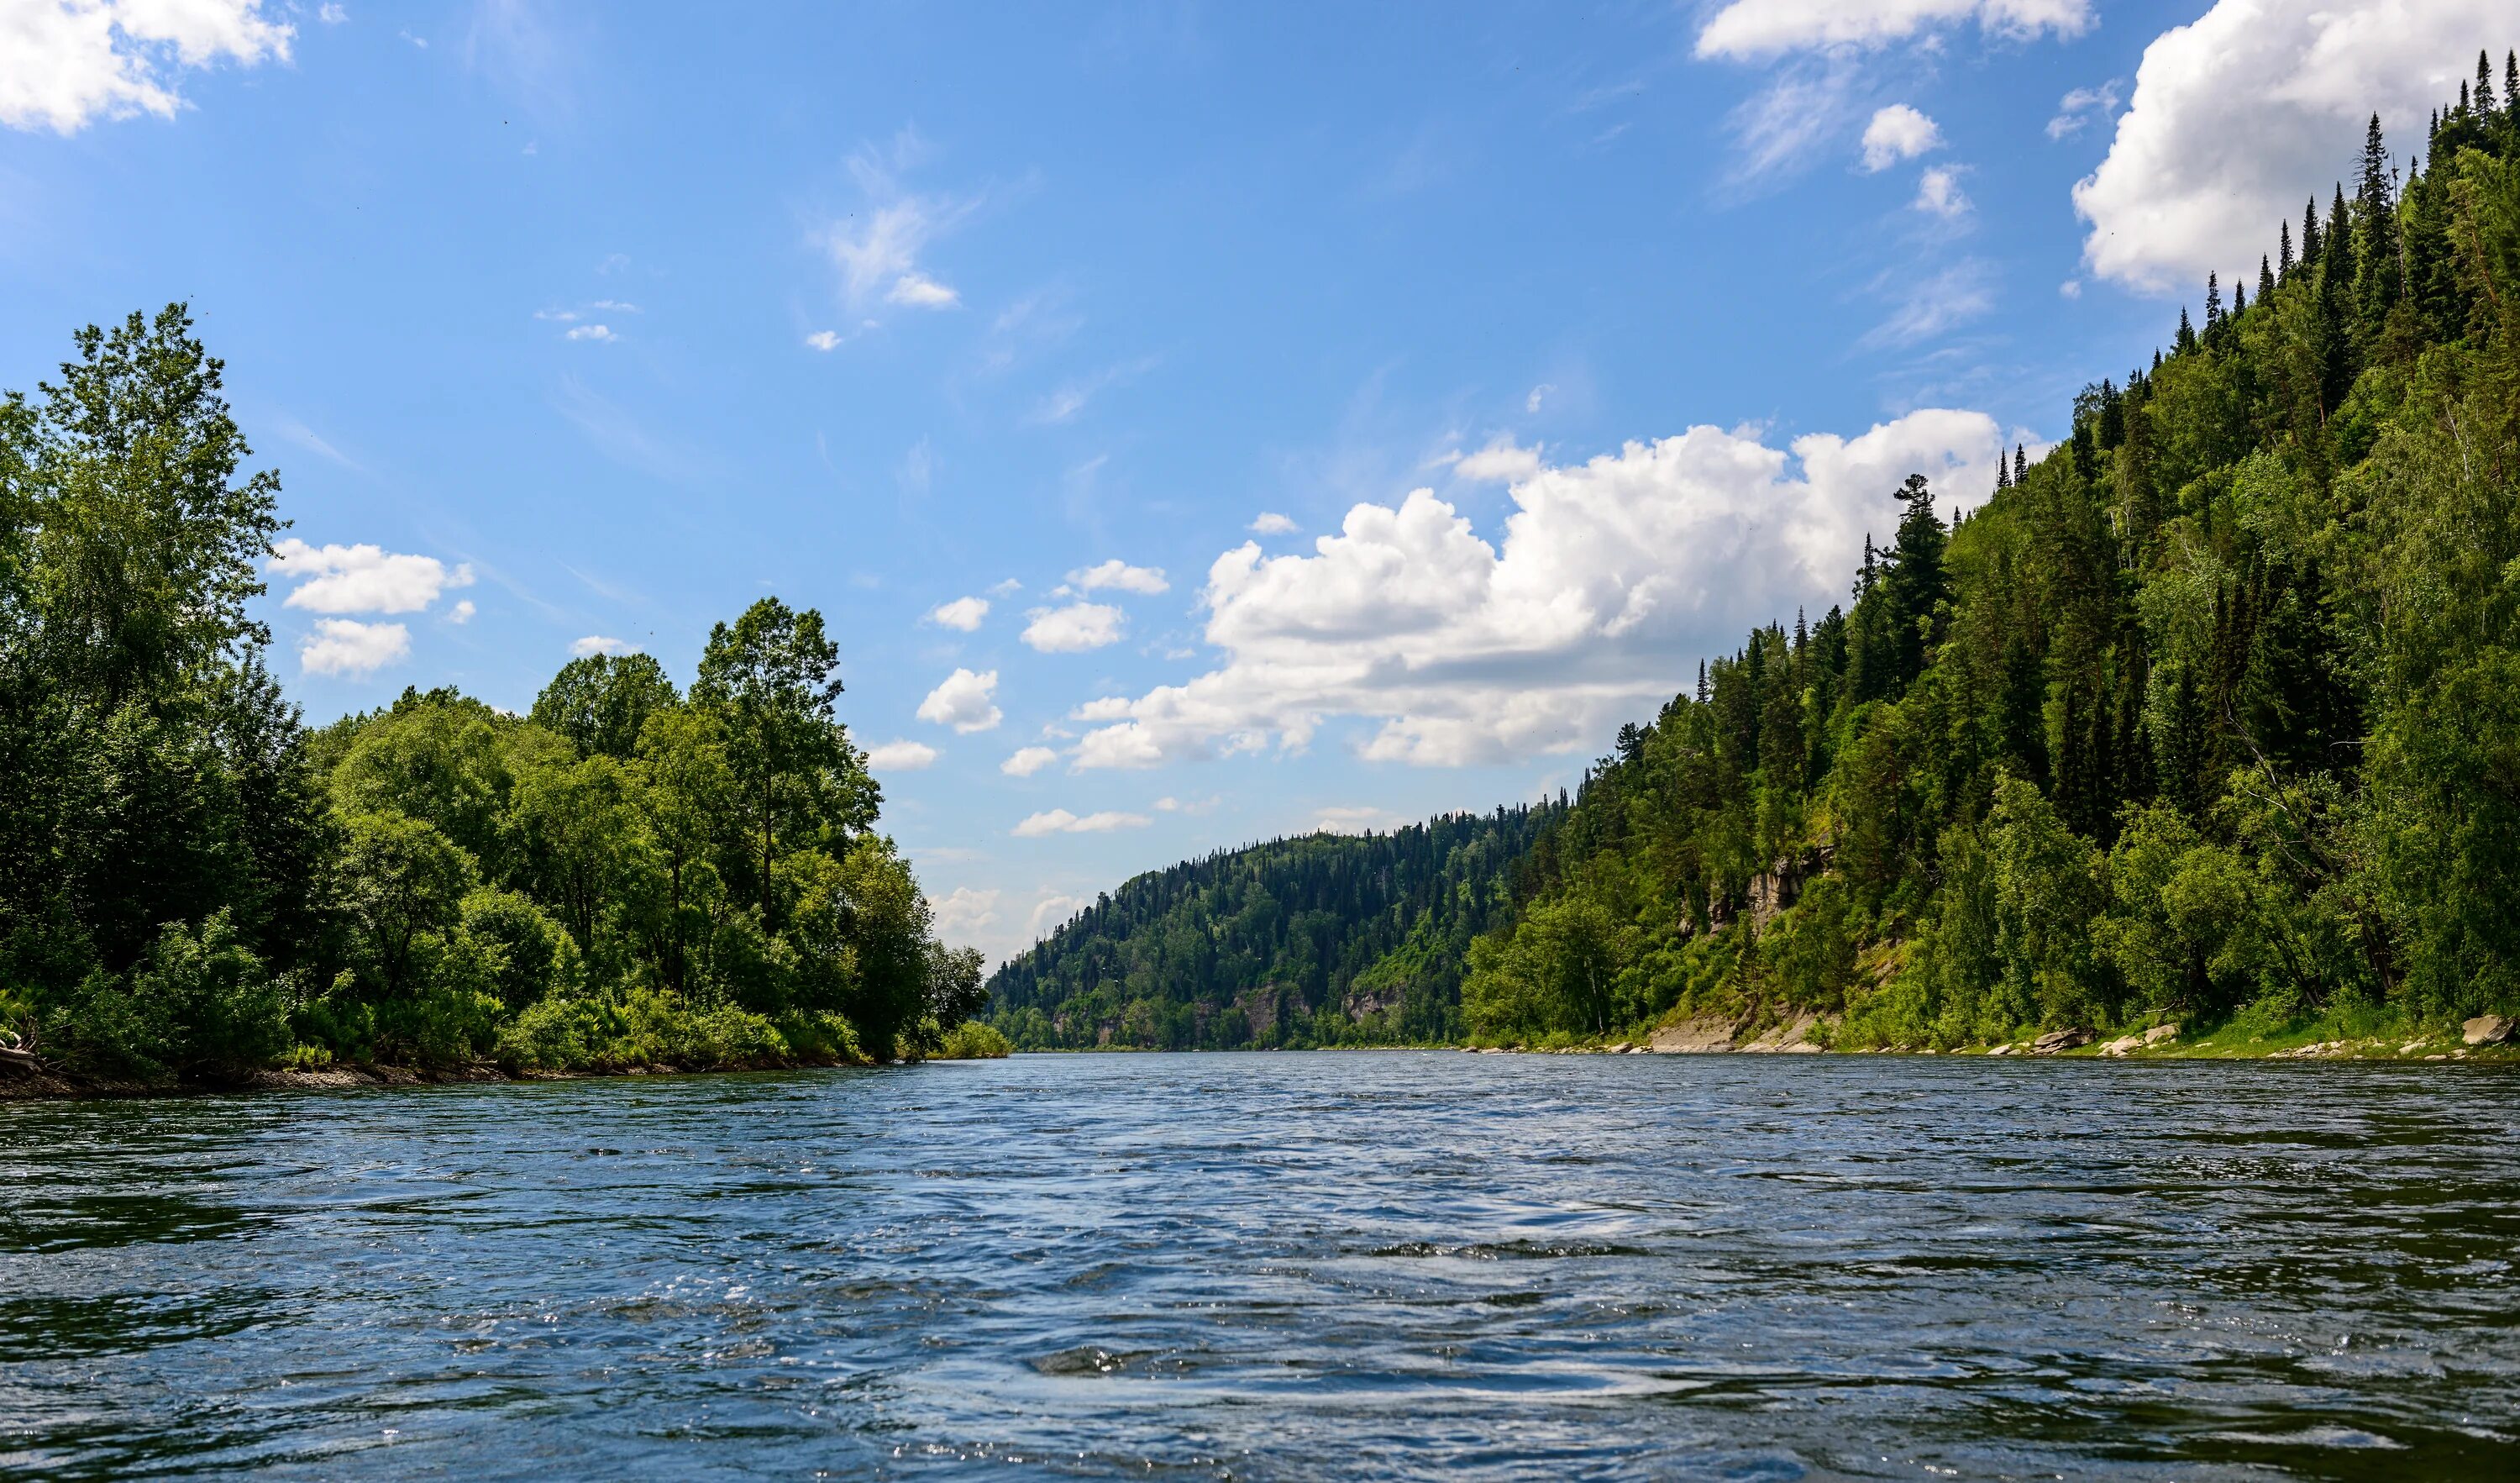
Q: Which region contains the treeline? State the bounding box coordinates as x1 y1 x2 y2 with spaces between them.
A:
1002 54 2520 1053
988 803 1562 1048
1467 58 2520 1046
0 306 995 1086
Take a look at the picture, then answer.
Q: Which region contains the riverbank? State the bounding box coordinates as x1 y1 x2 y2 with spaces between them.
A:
0 1035 1014 1102
1463 1009 2520 1062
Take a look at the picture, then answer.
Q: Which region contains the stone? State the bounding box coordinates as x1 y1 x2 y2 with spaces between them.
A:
1986 1044 2016 1056
2462 1014 2516 1047
2032 1028 2094 1055
2142 1024 2178 1045
2099 1034 2142 1057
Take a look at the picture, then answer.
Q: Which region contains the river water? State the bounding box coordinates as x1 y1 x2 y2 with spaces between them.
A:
4 1052 2517 1480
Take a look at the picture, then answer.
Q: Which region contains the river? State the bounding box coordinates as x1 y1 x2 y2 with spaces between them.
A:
4 1052 2517 1479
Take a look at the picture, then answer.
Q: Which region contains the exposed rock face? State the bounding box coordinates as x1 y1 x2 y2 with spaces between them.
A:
1650 1016 1742 1053
1740 1013 1824 1054
2031 1028 2094 1055
2463 1014 2516 1047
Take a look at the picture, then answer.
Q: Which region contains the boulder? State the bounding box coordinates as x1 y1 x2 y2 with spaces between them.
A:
2142 1024 2178 1045
2098 1034 2142 1057
2032 1028 2095 1055
2462 1014 2516 1047
1985 1044 2017 1056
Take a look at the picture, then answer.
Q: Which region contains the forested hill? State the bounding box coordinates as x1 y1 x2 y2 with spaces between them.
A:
987 804 1563 1048
1000 55 2520 1054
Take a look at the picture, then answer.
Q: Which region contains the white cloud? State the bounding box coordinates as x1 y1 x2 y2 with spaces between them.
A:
300 618 408 677
318 3 346 22
886 272 960 309
2046 81 2120 139
2073 0 2502 294
591 299 640 313
928 595 990 631
1526 384 1555 413
564 323 615 342
1021 602 1126 653
1315 805 1408 834
448 599 476 624
1861 104 1940 171
1696 0 2091 60
269 539 474 614
1453 435 1544 484
865 739 940 770
570 635 634 657
917 667 1003 733
1065 409 2003 770
1068 559 1169 595
932 886 999 937
1862 260 1992 348
1153 794 1220 814
804 329 843 351
1001 745 1060 777
2059 278 2083 300
1027 891 1087 939
1250 513 1300 535
1 0 293 134
1914 164 1971 218
1012 808 1151 838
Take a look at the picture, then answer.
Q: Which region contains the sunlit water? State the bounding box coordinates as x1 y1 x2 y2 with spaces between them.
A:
5 1052 2518 1480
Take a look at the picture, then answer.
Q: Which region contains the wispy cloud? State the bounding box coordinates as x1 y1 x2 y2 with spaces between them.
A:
1012 808 1149 837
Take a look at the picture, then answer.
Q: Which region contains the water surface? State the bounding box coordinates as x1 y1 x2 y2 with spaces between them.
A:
5 1052 2517 1479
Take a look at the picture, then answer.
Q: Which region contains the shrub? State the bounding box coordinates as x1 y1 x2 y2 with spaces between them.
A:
934 1019 1011 1060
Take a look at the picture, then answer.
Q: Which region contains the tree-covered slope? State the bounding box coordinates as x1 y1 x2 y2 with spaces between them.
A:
1462 66 2520 1048
988 803 1562 1048
1005 57 2520 1054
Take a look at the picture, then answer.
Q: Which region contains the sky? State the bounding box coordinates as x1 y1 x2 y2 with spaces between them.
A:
3 0 2507 963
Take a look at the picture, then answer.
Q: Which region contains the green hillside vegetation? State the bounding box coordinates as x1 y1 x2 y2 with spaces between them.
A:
999 57 2520 1054
989 804 1562 1048
0 308 990 1085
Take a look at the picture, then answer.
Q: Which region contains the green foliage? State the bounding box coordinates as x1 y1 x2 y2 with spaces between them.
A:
932 1019 1012 1059
2 309 974 1086
987 807 1562 1049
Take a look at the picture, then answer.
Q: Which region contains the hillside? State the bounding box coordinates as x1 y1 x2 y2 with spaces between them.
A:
1000 60 2520 1052
987 804 1562 1048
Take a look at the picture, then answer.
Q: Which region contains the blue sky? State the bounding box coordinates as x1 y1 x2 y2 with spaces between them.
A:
4 0 2500 960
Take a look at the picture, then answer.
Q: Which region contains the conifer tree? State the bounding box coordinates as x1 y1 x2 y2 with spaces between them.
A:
2481 50 2497 115
2176 305 2196 354
2327 183 2355 288
2302 197 2323 268
2013 444 2029 486
2259 253 2277 302
2355 114 2400 326
2279 220 2294 279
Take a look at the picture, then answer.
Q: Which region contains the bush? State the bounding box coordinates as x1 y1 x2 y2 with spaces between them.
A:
933 1019 1011 1060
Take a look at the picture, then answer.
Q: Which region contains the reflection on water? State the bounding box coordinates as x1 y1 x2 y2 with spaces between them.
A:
4 1054 2517 1480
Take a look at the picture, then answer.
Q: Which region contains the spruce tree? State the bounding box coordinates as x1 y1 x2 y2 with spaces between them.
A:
2480 50 2496 115
2302 197 2323 268
2176 304 2196 354
2014 444 2029 486
2355 114 2400 327
2260 253 2277 302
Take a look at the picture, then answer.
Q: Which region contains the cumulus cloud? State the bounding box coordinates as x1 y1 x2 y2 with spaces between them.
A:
1021 602 1125 653
1012 808 1151 837
1068 559 1169 595
1696 0 2091 60
1860 104 1940 171
2073 0 2501 293
1453 436 1545 484
1 0 292 134
449 599 476 623
928 596 990 631
301 618 408 677
269 539 474 614
1065 409 2003 770
864 739 940 770
1250 513 1300 535
1001 745 1060 777
804 329 844 351
564 323 617 342
1914 164 1971 218
932 886 999 937
570 635 634 657
917 667 1003 733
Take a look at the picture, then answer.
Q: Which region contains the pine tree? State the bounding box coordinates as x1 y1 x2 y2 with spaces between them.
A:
2260 253 2277 302
2507 51 2518 127
2302 197 2323 268
2327 183 2355 288
2279 220 2295 280
2480 50 2497 115
2205 272 2223 330
2355 114 2400 328
2013 444 2029 486
1995 452 2010 494
2176 304 2196 354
